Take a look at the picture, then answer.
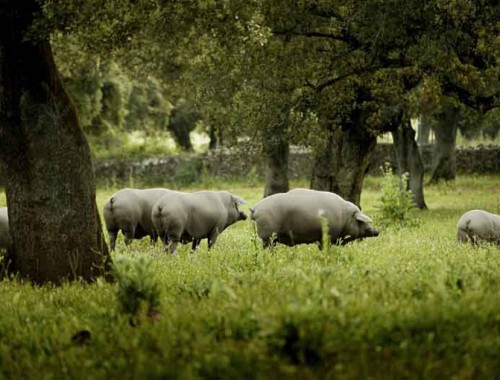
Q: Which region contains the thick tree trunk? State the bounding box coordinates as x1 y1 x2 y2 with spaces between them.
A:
0 2 110 284
167 103 198 152
310 126 376 207
263 124 289 197
168 123 194 152
429 106 459 183
391 119 427 209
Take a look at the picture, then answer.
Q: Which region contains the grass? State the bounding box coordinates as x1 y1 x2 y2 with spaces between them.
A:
0 175 500 379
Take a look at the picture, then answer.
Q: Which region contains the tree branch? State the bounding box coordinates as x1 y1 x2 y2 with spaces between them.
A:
442 79 498 112
272 30 352 44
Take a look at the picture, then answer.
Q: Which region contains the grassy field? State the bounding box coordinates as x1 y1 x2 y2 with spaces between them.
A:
0 175 499 379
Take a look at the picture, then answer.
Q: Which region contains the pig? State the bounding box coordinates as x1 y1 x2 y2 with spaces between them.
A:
103 188 178 251
151 190 247 254
250 188 379 248
456 209 500 245
0 207 11 250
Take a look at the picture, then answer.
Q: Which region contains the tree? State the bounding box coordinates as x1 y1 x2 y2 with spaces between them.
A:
429 103 460 183
43 0 500 205
261 0 499 201
0 1 110 283
167 99 200 152
391 112 427 209
417 1 500 182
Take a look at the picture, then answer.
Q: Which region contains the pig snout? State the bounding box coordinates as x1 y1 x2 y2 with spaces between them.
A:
239 211 247 221
367 227 379 237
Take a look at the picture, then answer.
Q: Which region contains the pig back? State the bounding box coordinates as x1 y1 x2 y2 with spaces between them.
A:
253 190 346 241
182 191 227 237
135 188 174 232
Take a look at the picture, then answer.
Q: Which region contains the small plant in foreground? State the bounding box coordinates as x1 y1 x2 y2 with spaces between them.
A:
377 164 419 228
111 254 162 325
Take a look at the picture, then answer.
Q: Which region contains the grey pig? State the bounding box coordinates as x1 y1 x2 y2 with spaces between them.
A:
103 188 177 251
151 190 247 254
457 209 500 245
250 188 379 248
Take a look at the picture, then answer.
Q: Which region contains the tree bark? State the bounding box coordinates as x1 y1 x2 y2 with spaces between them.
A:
392 119 427 209
429 106 459 183
310 125 376 207
417 115 431 145
263 122 289 197
208 123 218 150
168 120 194 151
167 103 199 152
0 1 110 284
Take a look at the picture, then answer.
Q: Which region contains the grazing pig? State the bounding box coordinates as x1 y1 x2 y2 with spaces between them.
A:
250 188 379 248
151 191 247 254
0 207 11 250
103 188 177 251
457 210 500 245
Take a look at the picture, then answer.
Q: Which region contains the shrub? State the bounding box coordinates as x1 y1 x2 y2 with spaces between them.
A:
376 164 419 228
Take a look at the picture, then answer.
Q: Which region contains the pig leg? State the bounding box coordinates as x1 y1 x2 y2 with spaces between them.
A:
169 239 179 255
207 229 219 249
150 231 158 245
108 230 118 251
159 233 169 251
123 225 136 246
457 228 470 244
191 239 201 251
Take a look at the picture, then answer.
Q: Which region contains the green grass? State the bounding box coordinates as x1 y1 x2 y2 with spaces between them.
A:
1 175 500 379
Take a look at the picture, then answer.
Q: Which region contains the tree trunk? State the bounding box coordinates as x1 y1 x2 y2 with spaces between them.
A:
391 119 427 209
310 126 376 207
208 123 218 150
263 124 289 197
168 122 194 152
417 115 432 145
429 106 459 183
0 1 110 284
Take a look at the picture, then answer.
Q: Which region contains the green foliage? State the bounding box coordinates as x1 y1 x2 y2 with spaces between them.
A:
126 78 171 133
111 254 161 324
270 304 329 365
377 165 419 228
47 0 500 158
61 57 102 131
170 160 204 186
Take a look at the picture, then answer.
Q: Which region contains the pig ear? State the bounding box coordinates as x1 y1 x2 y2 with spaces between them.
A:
355 211 372 223
232 195 247 205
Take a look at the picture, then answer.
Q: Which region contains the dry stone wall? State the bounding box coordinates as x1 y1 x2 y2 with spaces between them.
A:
92 144 500 186
1 144 498 187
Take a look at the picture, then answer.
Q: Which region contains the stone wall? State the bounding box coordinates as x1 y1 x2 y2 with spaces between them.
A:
1 144 498 187
92 144 500 186
367 144 500 175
